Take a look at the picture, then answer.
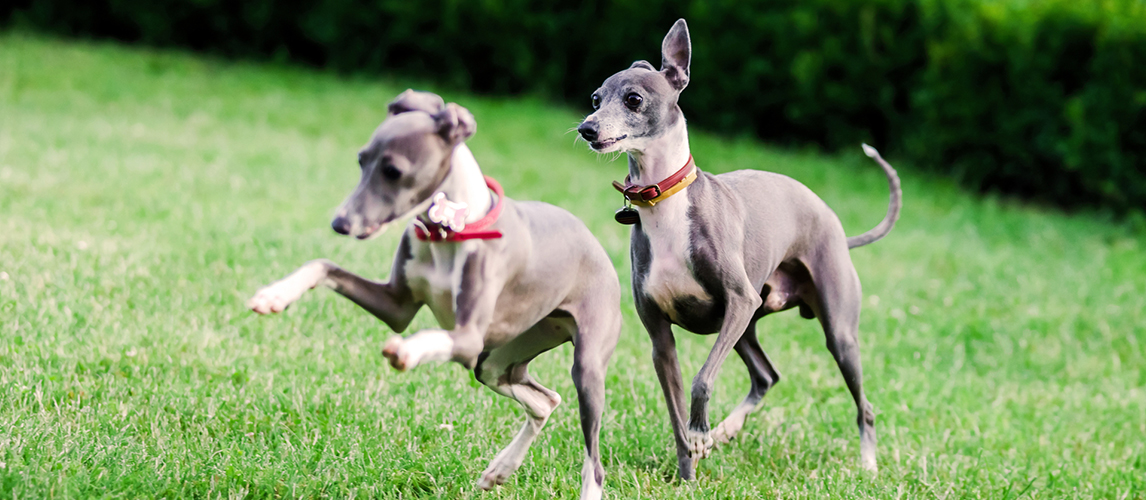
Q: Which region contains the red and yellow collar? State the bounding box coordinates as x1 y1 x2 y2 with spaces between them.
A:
612 155 697 207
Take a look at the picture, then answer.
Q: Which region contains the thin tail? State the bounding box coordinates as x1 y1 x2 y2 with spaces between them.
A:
847 144 902 249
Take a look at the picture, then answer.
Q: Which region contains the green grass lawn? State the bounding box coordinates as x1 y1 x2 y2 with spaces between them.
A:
1 33 1143 499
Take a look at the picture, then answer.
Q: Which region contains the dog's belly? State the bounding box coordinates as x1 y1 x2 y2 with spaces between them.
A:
474 316 575 385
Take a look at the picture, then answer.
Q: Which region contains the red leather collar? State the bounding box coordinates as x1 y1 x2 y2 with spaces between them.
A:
612 155 696 206
414 176 505 242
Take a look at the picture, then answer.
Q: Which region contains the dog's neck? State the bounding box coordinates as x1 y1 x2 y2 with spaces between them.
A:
427 144 493 224
627 114 691 186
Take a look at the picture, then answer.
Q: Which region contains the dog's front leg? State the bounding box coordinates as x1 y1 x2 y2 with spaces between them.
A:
639 307 695 479
382 249 500 371
249 234 422 330
248 259 332 314
687 279 762 470
248 255 421 332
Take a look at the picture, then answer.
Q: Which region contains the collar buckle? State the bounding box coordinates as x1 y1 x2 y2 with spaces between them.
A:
637 185 661 201
612 155 697 210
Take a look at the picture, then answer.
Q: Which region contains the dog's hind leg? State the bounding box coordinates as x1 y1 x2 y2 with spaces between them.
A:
712 321 781 444
475 364 561 490
808 260 877 472
569 303 620 500
473 319 571 491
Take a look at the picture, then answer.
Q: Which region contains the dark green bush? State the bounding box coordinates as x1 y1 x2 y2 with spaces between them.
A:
909 0 1146 211
4 0 1143 212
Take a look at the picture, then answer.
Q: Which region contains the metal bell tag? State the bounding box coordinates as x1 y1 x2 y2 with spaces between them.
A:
614 206 640 225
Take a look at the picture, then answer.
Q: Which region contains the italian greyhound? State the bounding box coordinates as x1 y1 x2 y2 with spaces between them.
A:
248 90 621 499
576 19 902 479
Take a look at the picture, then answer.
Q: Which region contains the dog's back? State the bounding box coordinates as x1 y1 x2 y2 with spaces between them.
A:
501 199 620 313
716 169 850 253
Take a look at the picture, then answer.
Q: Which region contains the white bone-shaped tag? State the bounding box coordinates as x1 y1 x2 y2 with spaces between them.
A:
427 193 469 232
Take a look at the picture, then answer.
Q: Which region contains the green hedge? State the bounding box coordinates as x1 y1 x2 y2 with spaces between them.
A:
909 0 1146 211
4 0 1144 212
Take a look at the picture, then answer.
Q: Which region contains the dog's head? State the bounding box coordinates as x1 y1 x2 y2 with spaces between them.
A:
331 90 476 239
577 19 691 154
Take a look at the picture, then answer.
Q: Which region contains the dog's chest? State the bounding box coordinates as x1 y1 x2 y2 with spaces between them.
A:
405 242 470 329
638 201 713 325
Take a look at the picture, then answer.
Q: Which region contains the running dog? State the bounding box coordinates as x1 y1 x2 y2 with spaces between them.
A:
250 90 621 499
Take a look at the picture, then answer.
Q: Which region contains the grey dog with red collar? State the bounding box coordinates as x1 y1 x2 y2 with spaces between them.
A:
249 90 620 500
578 19 902 479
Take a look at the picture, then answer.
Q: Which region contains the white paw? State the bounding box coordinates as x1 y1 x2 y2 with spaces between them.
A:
382 330 453 371
381 336 414 371
712 417 744 445
686 428 714 461
248 280 308 314
248 263 327 314
476 458 520 490
579 456 604 500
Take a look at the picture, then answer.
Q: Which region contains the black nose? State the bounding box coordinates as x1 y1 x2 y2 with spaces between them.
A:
577 122 599 142
331 216 351 235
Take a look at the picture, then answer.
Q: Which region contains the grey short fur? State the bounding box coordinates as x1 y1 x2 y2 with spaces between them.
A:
249 90 621 499
577 19 902 479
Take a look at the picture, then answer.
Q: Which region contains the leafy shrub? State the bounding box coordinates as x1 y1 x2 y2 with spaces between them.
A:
3 0 1143 212
909 0 1146 211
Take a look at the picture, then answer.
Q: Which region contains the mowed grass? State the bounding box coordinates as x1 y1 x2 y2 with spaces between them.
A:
1 33 1143 499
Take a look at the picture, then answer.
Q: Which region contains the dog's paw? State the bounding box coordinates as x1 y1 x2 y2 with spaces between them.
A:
383 330 454 371
382 336 412 371
247 263 328 314
686 428 714 461
712 418 743 445
713 407 755 445
861 450 879 473
248 280 308 314
476 459 519 491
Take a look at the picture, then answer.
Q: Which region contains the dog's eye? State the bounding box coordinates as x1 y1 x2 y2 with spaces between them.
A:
591 93 601 110
381 163 401 181
624 93 643 110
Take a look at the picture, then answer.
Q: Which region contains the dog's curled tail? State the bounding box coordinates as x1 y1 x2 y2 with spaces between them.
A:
847 144 902 249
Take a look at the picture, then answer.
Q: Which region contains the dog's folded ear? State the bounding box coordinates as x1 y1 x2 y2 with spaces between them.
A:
434 103 477 145
660 18 691 91
388 89 446 117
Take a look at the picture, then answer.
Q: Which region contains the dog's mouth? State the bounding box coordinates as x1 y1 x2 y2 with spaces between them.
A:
350 198 432 241
590 135 627 150
355 221 390 240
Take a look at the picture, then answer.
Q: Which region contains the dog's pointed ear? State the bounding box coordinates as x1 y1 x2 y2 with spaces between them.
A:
388 89 446 117
660 18 691 91
433 103 476 145
630 60 656 71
